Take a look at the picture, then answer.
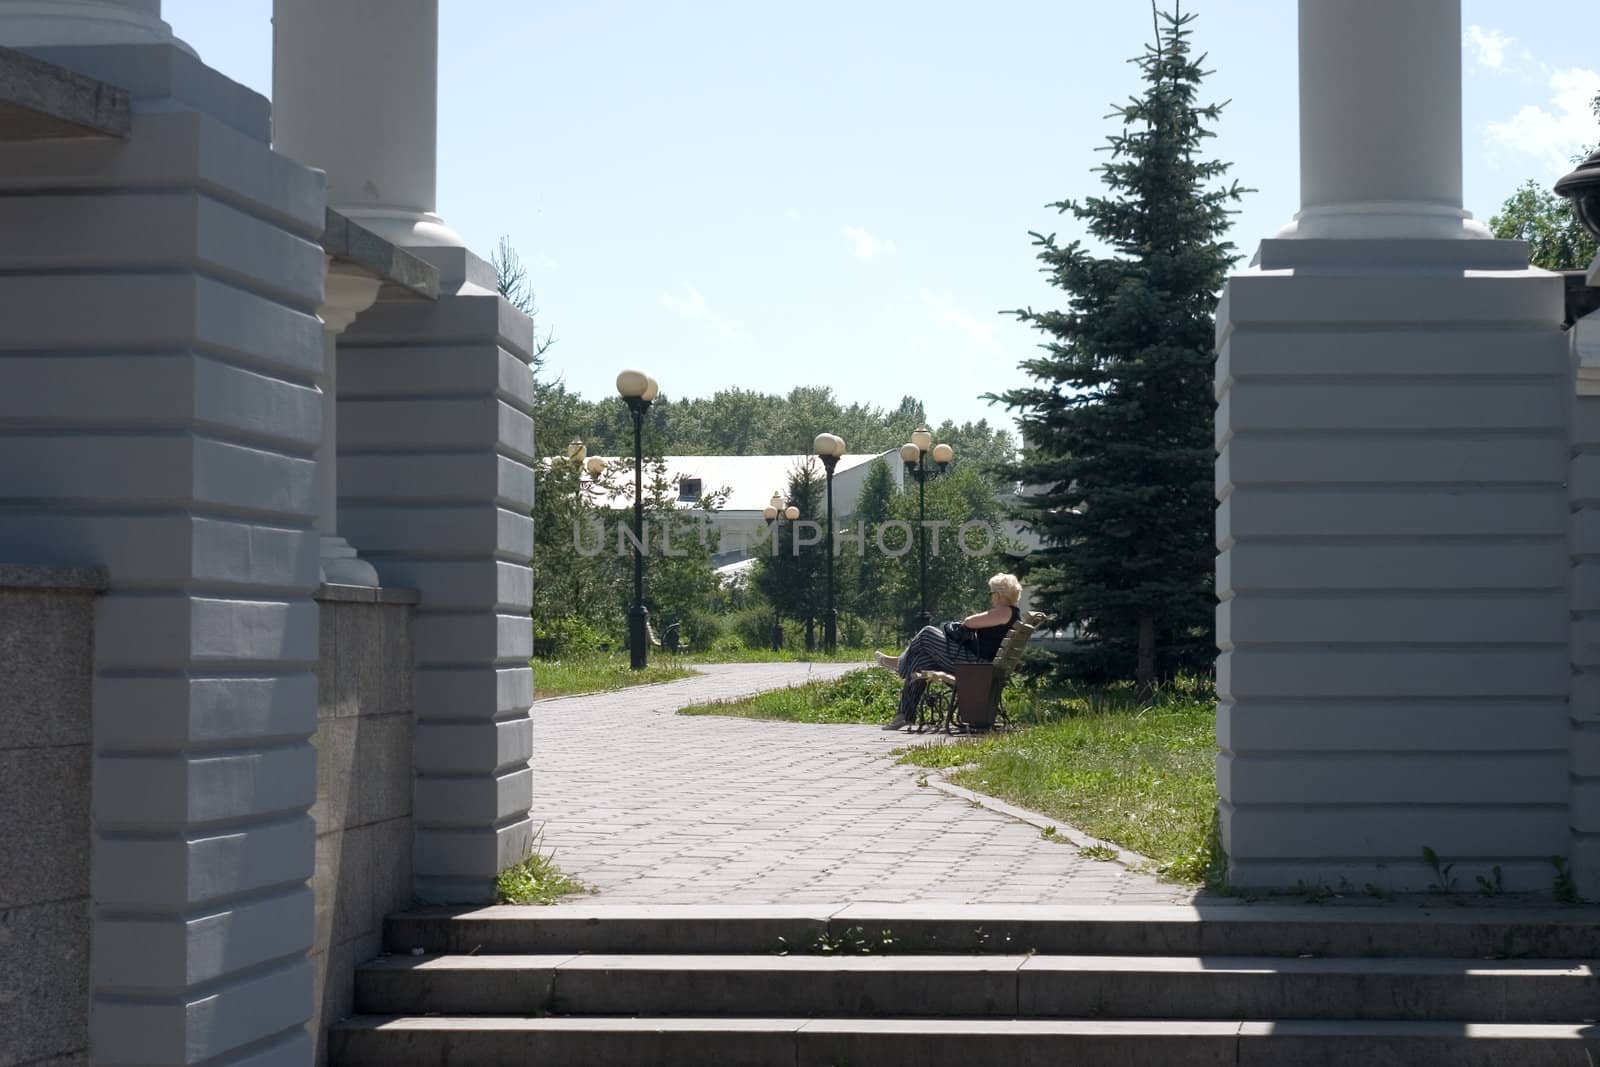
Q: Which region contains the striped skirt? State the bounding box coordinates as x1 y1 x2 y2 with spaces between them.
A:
896 625 984 720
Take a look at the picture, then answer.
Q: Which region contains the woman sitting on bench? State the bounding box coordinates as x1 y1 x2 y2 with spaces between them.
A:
874 572 1023 731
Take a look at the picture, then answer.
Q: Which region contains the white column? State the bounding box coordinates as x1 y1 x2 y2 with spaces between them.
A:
0 0 191 51
1281 0 1488 240
318 260 382 586
272 0 462 248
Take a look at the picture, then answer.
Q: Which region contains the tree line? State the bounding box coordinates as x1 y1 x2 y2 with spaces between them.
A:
504 5 1600 692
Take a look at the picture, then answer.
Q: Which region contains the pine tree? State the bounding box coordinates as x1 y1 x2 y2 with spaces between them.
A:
848 458 897 639
752 461 826 644
992 2 1245 692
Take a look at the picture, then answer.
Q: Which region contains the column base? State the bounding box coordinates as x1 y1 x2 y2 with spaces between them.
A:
339 207 465 250
1274 200 1492 241
320 535 379 587
0 0 194 54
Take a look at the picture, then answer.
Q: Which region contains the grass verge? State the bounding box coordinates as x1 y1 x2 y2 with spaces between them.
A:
496 830 591 904
896 679 1221 885
679 645 876 665
531 653 696 699
683 667 1222 886
679 667 901 724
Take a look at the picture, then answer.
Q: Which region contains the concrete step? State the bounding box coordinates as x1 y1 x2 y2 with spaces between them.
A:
353 951 1600 1022
384 902 1600 960
329 1015 1598 1067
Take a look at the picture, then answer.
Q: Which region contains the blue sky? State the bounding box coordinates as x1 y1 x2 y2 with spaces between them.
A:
168 1 1598 437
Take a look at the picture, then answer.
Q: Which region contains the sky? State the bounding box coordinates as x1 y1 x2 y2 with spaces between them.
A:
167 1 1600 439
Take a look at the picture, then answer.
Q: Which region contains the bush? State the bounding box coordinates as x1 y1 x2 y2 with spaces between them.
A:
533 614 605 658
733 607 780 650
673 611 719 650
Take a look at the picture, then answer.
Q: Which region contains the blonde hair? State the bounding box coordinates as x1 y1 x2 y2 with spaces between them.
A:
988 573 1022 606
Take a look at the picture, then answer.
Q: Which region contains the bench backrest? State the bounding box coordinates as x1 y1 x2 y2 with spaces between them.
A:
951 610 1047 726
992 610 1046 681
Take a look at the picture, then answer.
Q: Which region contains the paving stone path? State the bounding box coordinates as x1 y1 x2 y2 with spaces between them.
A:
529 662 1193 906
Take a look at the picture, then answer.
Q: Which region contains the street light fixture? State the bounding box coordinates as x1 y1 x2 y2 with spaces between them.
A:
762 490 800 650
567 439 594 605
813 432 847 653
616 368 658 669
901 425 954 630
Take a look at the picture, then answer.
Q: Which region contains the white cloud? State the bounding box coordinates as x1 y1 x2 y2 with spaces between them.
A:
1484 65 1600 175
1464 25 1515 72
659 284 749 341
921 291 1000 354
841 225 895 260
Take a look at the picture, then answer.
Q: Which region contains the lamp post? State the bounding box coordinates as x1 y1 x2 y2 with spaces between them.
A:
813 432 846 653
616 369 659 669
566 440 605 605
762 491 800 650
899 426 954 631
1556 149 1600 242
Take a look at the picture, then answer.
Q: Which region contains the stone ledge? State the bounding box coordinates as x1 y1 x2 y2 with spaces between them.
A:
316 583 420 605
0 45 130 141
21 41 269 141
0 564 108 591
322 209 439 302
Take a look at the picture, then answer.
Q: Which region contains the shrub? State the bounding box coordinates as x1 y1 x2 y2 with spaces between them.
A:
533 614 605 658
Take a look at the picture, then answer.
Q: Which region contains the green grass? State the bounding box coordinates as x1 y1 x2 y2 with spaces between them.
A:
531 652 696 699
496 830 591 904
679 645 876 664
680 667 902 724
682 666 1222 886
896 678 1222 885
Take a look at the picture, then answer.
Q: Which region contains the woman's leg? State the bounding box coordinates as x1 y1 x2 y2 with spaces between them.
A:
896 676 925 721
885 627 959 728
898 626 951 678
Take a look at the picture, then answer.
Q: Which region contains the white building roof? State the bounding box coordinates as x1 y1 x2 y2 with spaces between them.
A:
585 452 895 512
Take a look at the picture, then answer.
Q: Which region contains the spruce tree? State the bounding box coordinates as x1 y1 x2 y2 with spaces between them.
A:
848 458 897 636
993 2 1244 691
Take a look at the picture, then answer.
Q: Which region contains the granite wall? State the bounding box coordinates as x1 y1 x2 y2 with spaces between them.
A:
0 568 103 1067
308 585 416 1065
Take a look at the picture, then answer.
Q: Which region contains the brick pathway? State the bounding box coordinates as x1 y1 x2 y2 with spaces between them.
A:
529 663 1193 906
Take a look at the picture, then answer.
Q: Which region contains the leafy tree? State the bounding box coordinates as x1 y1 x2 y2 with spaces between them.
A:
883 465 1014 636
990 3 1244 693
1488 90 1599 270
1490 180 1597 270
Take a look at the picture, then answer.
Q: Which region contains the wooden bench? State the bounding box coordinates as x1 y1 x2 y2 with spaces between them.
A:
910 610 1046 733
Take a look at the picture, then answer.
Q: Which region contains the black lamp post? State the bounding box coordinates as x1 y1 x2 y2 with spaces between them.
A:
616 369 658 669
898 426 954 631
813 432 846 653
567 440 605 605
761 491 799 650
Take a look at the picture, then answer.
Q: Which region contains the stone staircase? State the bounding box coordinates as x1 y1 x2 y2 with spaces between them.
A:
331 903 1600 1065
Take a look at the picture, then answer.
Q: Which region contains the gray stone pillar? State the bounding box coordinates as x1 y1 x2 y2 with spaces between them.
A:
0 39 324 1067
1570 294 1600 897
338 248 536 903
1215 0 1572 894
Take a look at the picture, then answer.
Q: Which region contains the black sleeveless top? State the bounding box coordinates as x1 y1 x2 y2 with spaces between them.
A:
969 606 1020 661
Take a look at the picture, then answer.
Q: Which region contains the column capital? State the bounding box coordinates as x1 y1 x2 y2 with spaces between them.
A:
320 258 382 336
0 0 192 53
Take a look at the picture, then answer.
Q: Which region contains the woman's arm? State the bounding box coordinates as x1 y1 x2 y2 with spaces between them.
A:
962 606 1009 629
